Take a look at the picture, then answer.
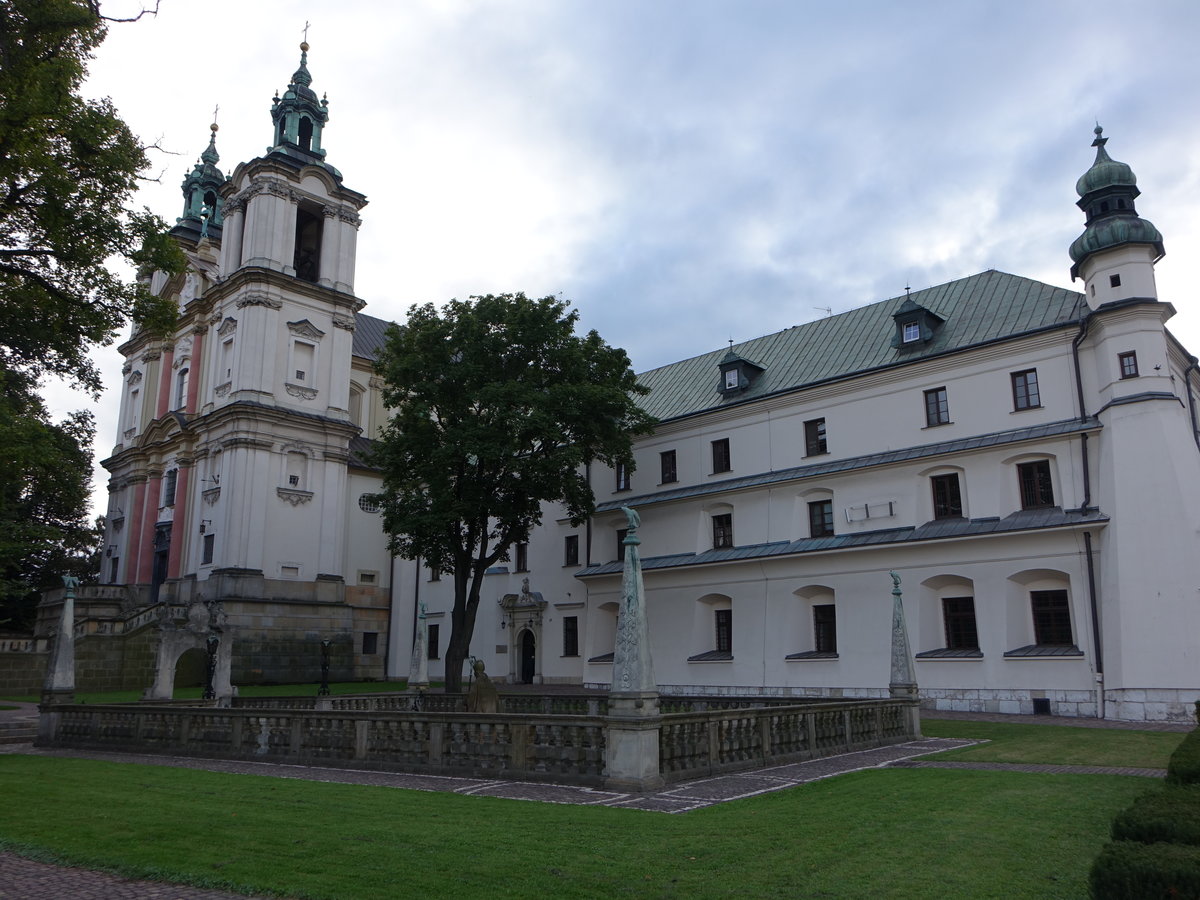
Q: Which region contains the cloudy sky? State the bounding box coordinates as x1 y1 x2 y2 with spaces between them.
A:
56 0 1200 513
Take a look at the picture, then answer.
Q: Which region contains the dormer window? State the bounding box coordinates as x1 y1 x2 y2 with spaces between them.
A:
717 348 765 396
891 297 944 349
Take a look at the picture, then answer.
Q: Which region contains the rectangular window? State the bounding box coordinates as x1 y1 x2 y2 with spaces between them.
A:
359 571 377 585
563 534 579 566
1119 351 1139 379
616 528 627 563
942 597 979 649
222 338 234 380
563 616 579 657
804 418 827 456
514 542 528 572
429 566 440 582
1011 369 1041 410
712 513 733 549
723 368 739 390
808 499 834 538
931 473 963 519
202 533 215 565
428 624 440 660
715 608 732 654
615 461 631 492
109 557 119 583
362 632 378 655
1030 590 1073 645
1017 460 1054 509
660 450 677 484
902 321 921 343
1109 273 1122 288
813 604 837 653
924 387 949 426
162 469 178 507
711 438 731 474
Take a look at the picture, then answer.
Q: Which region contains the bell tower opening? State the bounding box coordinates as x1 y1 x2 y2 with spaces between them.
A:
293 204 323 283
298 116 313 151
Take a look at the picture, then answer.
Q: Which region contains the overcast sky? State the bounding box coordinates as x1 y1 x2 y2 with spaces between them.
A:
54 0 1200 514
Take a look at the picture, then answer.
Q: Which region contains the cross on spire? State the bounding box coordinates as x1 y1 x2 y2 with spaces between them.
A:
212 104 219 125
302 20 311 42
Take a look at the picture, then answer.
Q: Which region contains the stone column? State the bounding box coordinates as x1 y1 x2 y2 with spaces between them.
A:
605 506 664 791
888 571 921 737
408 602 429 691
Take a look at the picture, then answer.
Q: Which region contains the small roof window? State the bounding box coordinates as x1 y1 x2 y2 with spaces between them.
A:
891 297 944 349
717 347 765 396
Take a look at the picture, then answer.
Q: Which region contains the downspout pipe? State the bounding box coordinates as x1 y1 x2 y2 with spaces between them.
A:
384 550 396 680
1184 357 1200 451
1070 313 1104 715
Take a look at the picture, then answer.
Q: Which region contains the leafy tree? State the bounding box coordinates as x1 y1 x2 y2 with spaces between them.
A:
0 372 98 630
0 0 182 394
374 294 655 691
0 0 182 624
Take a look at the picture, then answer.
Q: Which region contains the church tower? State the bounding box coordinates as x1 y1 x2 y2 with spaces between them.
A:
1069 126 1165 310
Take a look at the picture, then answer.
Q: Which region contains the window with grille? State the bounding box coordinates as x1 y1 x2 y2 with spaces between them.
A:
660 450 677 484
931 473 963 519
712 513 733 549
563 617 579 657
615 462 631 491
362 632 378 655
711 438 731 474
804 418 827 456
808 499 834 537
428 624 440 660
1017 461 1054 509
616 528 627 562
1119 351 1139 379
514 542 529 572
813 604 837 653
942 597 978 649
715 609 732 653
1030 590 1072 645
563 534 579 566
1011 369 1041 410
924 387 949 426
162 469 178 507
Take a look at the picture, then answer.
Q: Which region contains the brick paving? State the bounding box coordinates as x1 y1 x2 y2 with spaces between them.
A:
0 851 271 899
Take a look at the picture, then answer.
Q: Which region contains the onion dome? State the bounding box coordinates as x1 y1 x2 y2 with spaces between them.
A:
1069 126 1164 278
172 119 225 242
270 40 331 161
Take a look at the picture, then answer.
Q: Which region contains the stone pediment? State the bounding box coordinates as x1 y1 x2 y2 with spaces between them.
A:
287 319 326 340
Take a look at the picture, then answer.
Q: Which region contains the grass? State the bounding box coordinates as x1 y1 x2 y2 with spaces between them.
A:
0 754 1152 899
0 704 19 711
921 718 1185 768
0 680 413 705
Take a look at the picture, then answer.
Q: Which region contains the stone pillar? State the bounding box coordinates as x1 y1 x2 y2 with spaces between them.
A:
605 506 664 791
888 571 921 737
156 347 175 419
186 330 205 413
41 575 78 706
166 465 191 580
408 602 429 691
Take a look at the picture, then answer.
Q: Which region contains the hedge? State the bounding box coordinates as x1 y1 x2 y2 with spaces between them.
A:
1111 786 1200 846
1168 728 1200 786
1090 841 1200 900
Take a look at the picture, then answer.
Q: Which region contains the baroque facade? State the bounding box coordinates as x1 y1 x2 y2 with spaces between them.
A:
95 46 1199 720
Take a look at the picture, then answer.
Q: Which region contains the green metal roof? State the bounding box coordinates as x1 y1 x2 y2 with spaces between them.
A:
635 269 1085 423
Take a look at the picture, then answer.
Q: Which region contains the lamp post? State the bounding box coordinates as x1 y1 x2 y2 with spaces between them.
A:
318 638 331 696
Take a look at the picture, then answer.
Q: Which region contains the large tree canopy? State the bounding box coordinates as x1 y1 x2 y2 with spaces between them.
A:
374 293 655 691
0 0 181 626
0 0 181 394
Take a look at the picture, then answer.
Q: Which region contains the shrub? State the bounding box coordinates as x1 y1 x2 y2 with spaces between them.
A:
1112 786 1200 846
1168 729 1200 786
1090 841 1200 899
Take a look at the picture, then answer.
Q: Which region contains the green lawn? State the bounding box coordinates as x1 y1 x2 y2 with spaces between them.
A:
922 718 1185 768
0 754 1152 899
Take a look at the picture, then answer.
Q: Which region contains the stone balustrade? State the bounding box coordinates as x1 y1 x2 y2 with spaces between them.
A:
36 693 917 789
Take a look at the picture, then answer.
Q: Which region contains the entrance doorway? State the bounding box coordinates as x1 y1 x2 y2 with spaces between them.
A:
520 629 536 684
151 524 171 602
173 647 207 694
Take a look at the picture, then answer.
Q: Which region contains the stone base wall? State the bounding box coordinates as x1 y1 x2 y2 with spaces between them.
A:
0 651 47 694
75 627 159 692
1103 689 1200 723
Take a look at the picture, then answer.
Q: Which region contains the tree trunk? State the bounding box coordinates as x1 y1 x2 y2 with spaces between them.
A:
443 564 485 692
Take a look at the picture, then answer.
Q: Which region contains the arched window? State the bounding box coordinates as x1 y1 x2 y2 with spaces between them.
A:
298 116 313 151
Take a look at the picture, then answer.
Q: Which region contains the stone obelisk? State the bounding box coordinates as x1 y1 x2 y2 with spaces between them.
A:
605 506 664 791
41 575 79 706
888 571 921 736
408 601 429 692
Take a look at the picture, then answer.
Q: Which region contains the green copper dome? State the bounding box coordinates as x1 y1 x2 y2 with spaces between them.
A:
1075 125 1136 197
1069 126 1164 277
